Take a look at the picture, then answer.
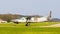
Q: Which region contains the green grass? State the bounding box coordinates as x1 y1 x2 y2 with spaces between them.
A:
0 27 60 34
30 22 59 26
0 22 59 26
0 22 60 34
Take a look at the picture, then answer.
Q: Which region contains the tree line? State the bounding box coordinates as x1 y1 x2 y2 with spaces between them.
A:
0 14 25 22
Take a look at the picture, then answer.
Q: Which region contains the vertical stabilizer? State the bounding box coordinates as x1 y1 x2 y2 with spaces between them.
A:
48 11 52 18
47 10 52 21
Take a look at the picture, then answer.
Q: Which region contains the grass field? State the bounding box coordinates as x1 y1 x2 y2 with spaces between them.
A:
0 22 60 34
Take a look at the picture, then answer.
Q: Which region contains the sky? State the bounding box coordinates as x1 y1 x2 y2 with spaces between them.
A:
0 0 60 18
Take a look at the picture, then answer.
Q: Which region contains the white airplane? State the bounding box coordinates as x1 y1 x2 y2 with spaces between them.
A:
11 11 52 23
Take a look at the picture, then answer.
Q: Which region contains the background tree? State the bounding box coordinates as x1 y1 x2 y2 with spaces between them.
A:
0 14 25 22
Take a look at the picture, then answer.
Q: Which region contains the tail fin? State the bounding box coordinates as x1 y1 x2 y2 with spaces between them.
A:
48 10 52 18
47 10 52 21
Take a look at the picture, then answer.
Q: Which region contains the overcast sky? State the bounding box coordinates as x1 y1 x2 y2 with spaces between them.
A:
0 0 60 18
